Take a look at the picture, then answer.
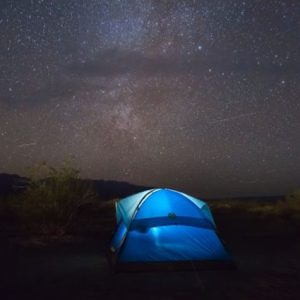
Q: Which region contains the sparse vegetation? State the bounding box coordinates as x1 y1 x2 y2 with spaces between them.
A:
1 163 300 237
274 189 300 221
17 161 98 235
210 189 300 223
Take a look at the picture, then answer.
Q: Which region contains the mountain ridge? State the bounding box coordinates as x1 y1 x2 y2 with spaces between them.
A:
0 173 284 201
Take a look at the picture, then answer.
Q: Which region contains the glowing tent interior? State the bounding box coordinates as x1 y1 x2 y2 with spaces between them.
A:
109 188 235 271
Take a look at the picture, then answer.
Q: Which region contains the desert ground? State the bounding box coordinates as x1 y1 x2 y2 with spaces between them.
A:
1 201 300 300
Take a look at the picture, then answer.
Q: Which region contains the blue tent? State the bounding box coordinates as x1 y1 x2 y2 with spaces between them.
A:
110 188 234 271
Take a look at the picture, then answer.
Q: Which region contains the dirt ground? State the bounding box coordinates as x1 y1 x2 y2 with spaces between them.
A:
1 212 300 300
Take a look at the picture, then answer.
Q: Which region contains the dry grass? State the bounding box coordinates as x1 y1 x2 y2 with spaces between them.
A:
209 190 300 221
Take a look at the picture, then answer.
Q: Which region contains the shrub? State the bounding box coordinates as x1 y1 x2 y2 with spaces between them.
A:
20 161 97 235
0 194 22 234
274 189 300 221
210 191 300 224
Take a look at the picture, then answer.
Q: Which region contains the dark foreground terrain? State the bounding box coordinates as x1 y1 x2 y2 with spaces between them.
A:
1 205 300 300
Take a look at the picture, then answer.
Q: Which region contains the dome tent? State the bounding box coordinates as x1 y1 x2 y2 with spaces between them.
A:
109 188 234 271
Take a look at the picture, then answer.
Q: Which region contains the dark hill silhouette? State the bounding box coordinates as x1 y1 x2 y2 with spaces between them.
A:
0 174 28 196
0 173 153 200
0 173 283 201
88 179 154 200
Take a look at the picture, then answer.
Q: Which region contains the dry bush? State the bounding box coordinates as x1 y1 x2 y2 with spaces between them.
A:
19 161 97 235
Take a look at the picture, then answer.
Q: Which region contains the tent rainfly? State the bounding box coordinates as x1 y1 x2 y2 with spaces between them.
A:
109 188 235 271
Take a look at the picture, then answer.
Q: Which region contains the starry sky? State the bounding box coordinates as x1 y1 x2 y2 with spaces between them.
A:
1 0 300 197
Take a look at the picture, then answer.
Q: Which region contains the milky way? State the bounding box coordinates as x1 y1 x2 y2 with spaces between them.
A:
1 0 300 197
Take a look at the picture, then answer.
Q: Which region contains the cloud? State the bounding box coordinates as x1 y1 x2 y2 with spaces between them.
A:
67 48 192 77
67 48 300 78
8 76 107 108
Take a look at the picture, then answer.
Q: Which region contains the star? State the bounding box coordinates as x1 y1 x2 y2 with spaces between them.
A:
0 0 299 197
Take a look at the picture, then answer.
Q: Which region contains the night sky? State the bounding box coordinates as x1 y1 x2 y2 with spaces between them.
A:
1 0 300 197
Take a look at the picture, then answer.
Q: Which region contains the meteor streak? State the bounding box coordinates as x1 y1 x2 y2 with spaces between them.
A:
209 112 257 124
